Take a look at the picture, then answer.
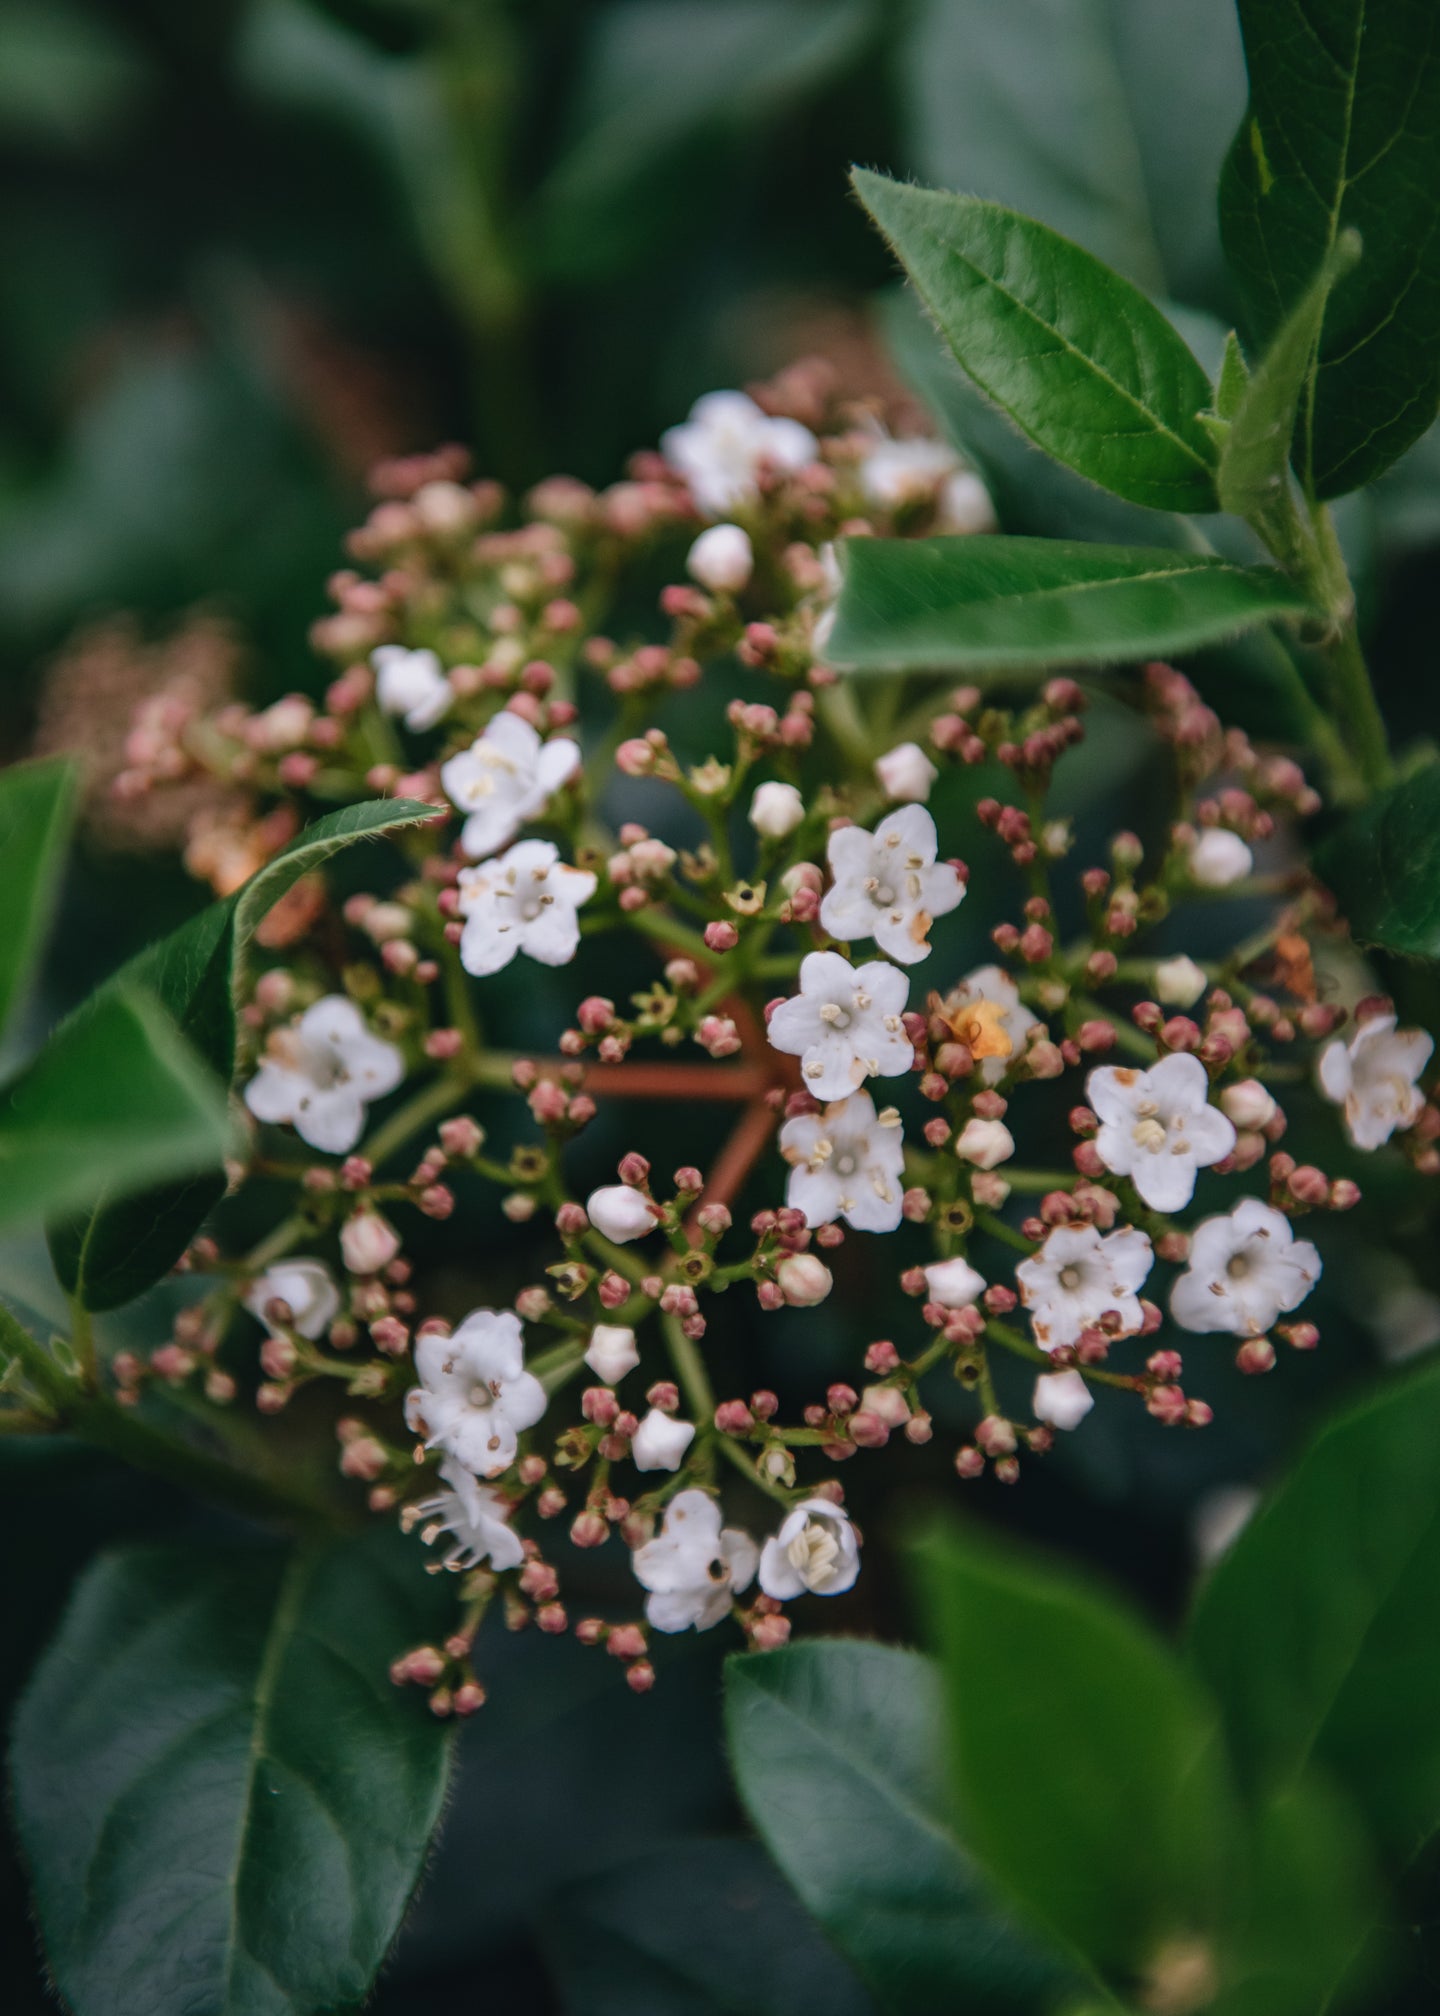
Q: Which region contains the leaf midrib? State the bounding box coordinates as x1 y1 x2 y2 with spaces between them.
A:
855 558 1297 624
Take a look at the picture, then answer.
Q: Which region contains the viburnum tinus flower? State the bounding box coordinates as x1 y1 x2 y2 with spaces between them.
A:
935 964 1039 1085
779 1089 906 1232
758 1498 860 1600
456 840 596 977
371 644 452 732
659 389 816 514
441 709 581 862
585 1185 657 1244
818 806 964 965
243 995 405 1154
408 1455 525 1573
874 741 938 803
404 1309 547 1478
1188 828 1253 887
1016 1222 1154 1352
243 1258 339 1339
630 1490 758 1632
858 430 965 507
766 950 912 1100
923 1257 986 1307
1088 1055 1237 1211
630 1408 696 1472
1032 1368 1095 1431
686 523 753 593
584 1323 640 1382
1318 1014 1434 1150
1170 1199 1322 1336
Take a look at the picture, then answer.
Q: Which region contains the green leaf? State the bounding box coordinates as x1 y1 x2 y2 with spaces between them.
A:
1220 0 1440 499
913 1523 1237 1984
1311 761 1440 960
1190 1359 1440 1869
725 1640 1072 2013
1217 234 1361 546
10 1526 453 2016
0 756 77 1047
49 796 435 1310
0 987 230 1234
852 171 1219 512
826 536 1312 674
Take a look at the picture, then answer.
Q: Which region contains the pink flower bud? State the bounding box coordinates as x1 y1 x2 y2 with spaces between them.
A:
776 1252 833 1305
714 1399 754 1433
341 1208 401 1276
704 920 739 953
1236 1337 1277 1375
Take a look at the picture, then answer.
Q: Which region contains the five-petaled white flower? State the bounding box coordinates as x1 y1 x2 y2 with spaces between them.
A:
819 806 963 966
1016 1222 1154 1352
1170 1198 1321 1337
243 1258 339 1339
631 1490 758 1632
371 644 452 732
923 1257 986 1307
630 1409 696 1472
1087 1055 1236 1212
403 1308 547 1479
1032 1368 1095 1431
660 390 816 515
859 433 962 508
766 950 912 1101
779 1090 906 1233
441 710 581 861
874 741 938 803
1318 1014 1434 1151
244 995 404 1154
407 1454 525 1573
758 1498 860 1600
457 840 596 977
935 964 1039 1087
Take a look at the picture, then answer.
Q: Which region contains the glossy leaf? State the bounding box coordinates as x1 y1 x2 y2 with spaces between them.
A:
1312 762 1440 960
852 171 1218 512
0 987 230 1233
0 757 77 1047
49 796 436 1310
826 536 1312 674
913 1523 1237 1982
1190 1359 1440 1869
11 1527 452 2016
726 1640 1071 2013
1220 0 1440 499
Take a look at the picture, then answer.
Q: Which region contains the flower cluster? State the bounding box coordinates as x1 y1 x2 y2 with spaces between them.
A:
112 362 1438 1708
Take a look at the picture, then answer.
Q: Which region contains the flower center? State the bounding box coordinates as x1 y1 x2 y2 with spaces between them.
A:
787 1525 840 1588
834 1149 859 1176
1058 1265 1084 1291
1132 1117 1167 1151
1226 1253 1251 1280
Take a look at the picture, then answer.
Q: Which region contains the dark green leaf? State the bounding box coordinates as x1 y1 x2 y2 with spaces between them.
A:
827 536 1312 674
0 988 230 1233
1190 1359 1440 1869
1312 762 1440 960
11 1527 453 2016
1220 0 1440 499
0 757 77 1046
49 797 436 1310
725 1640 1071 2014
914 1523 1237 1982
852 171 1218 512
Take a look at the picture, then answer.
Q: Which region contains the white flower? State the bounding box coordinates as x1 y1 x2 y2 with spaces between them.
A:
408 1455 524 1573
687 523 754 593
954 1117 1015 1169
1032 1368 1094 1431
758 1498 860 1600
874 741 938 803
923 1257 986 1307
584 1324 640 1383
441 710 582 861
371 645 452 732
1087 1055 1236 1212
1318 1014 1433 1150
939 469 997 535
1155 956 1208 1008
766 951 912 1100
1170 1198 1321 1337
457 840 596 977
1016 1222 1154 1352
631 1489 757 1631
819 806 963 965
403 1309 547 1479
244 995 404 1154
660 390 816 515
749 781 805 838
631 1409 696 1472
779 1090 906 1233
937 965 1039 1086
858 433 959 507
1188 829 1253 887
243 1258 339 1339
586 1184 657 1244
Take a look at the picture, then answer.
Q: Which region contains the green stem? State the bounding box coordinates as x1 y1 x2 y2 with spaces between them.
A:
661 1309 715 1420
1306 505 1392 796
